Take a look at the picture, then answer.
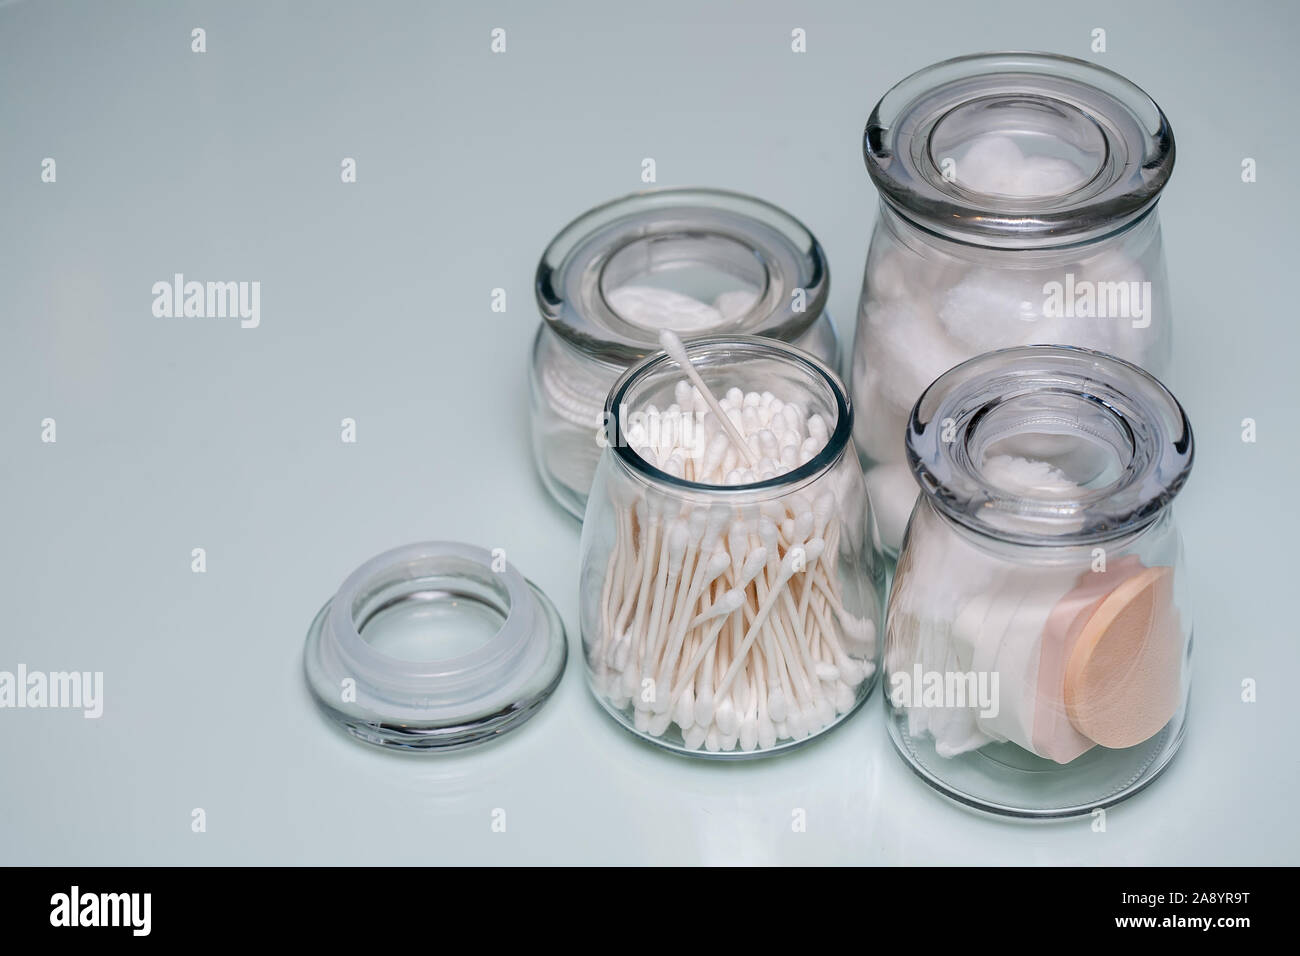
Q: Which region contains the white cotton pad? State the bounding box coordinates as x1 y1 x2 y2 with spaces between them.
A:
949 584 997 667
606 285 724 331
929 585 1000 757
865 462 918 554
713 289 760 320
899 611 947 743
969 577 1030 746
925 641 967 755
979 572 1076 753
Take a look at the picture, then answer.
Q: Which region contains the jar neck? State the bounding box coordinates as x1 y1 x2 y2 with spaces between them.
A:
878 193 1162 257
921 495 1173 561
907 345 1193 547
607 334 853 499
865 52 1174 249
537 187 831 364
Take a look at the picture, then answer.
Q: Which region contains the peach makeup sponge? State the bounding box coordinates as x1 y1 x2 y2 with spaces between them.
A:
1063 565 1182 749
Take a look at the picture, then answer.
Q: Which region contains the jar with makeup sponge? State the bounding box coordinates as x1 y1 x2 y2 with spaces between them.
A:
851 52 1176 555
579 335 885 757
884 345 1194 818
531 188 841 519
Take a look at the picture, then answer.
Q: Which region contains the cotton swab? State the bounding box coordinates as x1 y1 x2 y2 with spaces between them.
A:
659 330 758 467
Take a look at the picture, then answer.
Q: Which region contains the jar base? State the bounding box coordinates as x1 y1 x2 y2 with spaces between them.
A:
587 669 879 760
886 705 1185 820
536 463 588 522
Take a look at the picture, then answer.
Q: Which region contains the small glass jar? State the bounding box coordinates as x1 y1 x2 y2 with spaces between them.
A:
851 52 1176 553
885 345 1194 818
579 336 885 757
531 187 841 519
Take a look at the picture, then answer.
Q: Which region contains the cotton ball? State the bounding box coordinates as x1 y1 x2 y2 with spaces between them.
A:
956 136 1090 198
850 358 910 465
713 289 760 320
606 285 723 331
955 134 1025 194
1071 248 1156 364
865 462 919 554
866 246 969 315
1018 155 1088 196
1077 248 1147 287
865 248 910 303
866 298 969 412
938 268 1046 353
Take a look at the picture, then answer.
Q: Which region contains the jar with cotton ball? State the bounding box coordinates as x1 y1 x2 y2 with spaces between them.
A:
580 334 885 757
885 345 1195 818
530 187 840 519
851 52 1176 554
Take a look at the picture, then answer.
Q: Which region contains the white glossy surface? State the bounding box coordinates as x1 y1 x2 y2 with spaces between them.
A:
0 0 1296 864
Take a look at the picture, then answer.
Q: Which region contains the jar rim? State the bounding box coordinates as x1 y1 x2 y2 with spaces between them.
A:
906 345 1193 546
864 52 1175 248
606 335 853 495
536 187 831 364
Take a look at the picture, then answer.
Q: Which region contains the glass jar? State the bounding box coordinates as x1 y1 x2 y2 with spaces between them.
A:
579 336 885 757
885 345 1194 818
851 52 1176 554
531 187 841 519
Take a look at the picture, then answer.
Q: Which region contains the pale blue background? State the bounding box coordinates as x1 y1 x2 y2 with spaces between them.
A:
1 0 1296 864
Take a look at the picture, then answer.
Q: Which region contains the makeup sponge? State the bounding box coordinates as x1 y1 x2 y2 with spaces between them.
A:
1064 565 1182 749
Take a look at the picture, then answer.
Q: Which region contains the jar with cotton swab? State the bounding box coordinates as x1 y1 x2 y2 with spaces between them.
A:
851 52 1177 555
530 187 840 520
580 333 885 757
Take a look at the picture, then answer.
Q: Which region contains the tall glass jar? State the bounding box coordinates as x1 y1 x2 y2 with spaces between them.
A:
885 346 1194 818
580 336 885 757
531 188 841 519
851 52 1176 554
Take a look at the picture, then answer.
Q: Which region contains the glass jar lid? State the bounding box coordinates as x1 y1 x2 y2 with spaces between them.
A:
864 52 1175 248
907 345 1193 546
303 541 567 751
537 188 830 365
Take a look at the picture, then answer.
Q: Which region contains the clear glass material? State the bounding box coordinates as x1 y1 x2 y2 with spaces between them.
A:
303 541 567 751
884 346 1194 818
852 52 1176 554
579 336 886 757
531 187 841 519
